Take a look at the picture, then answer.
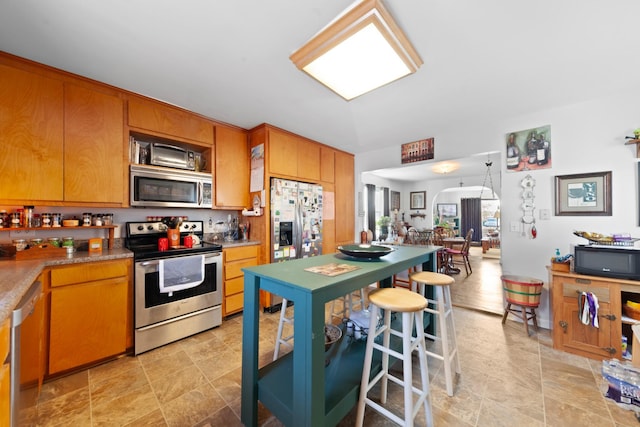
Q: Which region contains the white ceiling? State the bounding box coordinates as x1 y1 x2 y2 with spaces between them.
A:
2 1 640 182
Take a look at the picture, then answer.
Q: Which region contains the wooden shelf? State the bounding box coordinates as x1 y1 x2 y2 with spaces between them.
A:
1 225 117 249
625 138 640 157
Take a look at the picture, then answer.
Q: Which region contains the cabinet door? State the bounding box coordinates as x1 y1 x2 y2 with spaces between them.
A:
49 277 128 374
320 146 335 183
268 128 299 177
322 182 336 254
334 151 355 246
215 125 249 208
64 83 125 203
128 95 213 145
0 319 9 427
297 139 320 182
557 280 618 359
0 64 64 202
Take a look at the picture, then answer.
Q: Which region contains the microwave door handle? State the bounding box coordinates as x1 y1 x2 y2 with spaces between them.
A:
153 143 186 153
198 182 203 206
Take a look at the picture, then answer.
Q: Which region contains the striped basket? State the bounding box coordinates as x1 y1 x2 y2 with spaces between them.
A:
501 275 543 307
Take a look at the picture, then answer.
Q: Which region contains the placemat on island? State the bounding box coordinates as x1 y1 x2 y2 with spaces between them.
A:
305 263 361 277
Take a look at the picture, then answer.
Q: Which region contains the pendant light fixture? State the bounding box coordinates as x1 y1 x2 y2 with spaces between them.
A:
479 159 497 200
290 0 423 101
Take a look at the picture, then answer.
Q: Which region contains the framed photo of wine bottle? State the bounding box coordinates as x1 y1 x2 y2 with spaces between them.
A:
505 125 552 172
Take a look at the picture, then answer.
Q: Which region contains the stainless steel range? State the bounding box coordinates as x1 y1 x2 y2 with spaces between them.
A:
125 220 223 355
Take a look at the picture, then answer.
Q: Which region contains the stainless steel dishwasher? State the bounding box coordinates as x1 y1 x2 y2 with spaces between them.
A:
10 280 42 427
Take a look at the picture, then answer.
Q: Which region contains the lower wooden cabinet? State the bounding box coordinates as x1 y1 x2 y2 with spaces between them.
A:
223 245 259 317
550 270 623 360
47 259 132 375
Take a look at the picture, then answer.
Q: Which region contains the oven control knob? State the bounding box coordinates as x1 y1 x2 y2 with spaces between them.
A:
147 225 154 231
137 225 144 231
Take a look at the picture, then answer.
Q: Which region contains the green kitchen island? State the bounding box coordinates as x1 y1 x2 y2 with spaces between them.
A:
241 245 440 427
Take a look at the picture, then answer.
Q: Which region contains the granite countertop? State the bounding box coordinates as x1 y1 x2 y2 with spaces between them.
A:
0 248 133 326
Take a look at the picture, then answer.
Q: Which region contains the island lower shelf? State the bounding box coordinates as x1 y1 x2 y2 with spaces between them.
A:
258 315 430 426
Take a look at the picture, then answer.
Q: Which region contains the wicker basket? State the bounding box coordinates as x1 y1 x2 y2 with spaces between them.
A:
501 275 543 307
623 304 640 321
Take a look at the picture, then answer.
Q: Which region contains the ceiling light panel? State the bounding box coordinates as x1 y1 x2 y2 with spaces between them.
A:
290 0 422 101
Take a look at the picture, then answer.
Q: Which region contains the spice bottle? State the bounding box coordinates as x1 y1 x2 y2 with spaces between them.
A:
23 205 34 228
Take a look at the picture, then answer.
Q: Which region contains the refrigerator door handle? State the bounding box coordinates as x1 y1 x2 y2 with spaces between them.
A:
295 200 302 258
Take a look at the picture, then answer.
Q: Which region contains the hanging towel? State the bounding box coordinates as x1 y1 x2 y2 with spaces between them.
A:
588 292 599 328
579 292 590 325
159 255 205 296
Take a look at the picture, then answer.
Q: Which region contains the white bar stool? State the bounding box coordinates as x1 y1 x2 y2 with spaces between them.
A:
410 271 460 397
356 287 433 427
329 288 366 322
273 298 293 360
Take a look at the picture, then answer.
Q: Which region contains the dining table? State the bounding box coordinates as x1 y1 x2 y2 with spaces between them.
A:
240 245 440 427
442 237 465 274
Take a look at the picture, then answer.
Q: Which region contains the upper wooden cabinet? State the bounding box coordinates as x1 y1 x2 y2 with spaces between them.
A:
215 125 250 208
266 126 320 181
64 83 125 204
0 64 64 202
128 95 214 145
320 146 335 183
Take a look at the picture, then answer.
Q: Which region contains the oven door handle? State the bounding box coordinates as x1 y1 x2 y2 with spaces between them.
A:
137 253 221 267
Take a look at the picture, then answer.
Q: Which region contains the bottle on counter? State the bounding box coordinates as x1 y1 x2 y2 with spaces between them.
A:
0 210 7 228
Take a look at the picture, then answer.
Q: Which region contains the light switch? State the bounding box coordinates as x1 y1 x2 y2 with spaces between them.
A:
539 209 550 220
510 221 520 232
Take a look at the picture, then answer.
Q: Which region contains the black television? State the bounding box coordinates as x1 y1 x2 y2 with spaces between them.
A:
437 203 458 217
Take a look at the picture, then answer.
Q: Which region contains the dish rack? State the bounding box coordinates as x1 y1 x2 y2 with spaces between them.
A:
573 231 639 247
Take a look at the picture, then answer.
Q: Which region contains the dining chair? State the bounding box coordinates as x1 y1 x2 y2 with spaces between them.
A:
446 228 474 275
430 231 449 274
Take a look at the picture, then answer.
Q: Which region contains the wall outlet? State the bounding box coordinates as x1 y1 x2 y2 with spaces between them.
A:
10 229 36 239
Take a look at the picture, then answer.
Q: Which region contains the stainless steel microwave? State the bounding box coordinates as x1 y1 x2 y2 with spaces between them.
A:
149 143 196 171
130 165 212 208
574 245 640 280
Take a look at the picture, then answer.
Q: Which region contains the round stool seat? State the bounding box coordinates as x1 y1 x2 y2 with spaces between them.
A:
368 288 427 312
411 271 455 286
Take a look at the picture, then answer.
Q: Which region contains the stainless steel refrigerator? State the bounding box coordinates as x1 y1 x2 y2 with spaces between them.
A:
268 178 323 311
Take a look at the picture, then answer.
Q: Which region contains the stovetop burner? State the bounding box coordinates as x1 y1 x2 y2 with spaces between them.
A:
125 220 222 260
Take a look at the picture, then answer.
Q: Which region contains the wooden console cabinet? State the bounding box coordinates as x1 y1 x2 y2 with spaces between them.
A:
549 269 640 361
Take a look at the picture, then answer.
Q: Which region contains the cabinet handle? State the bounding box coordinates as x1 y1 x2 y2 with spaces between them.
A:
576 278 591 285
603 314 617 321
559 320 568 332
604 347 617 355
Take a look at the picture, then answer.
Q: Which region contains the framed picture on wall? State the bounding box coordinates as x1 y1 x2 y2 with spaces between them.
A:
410 191 426 210
390 191 400 211
554 171 612 216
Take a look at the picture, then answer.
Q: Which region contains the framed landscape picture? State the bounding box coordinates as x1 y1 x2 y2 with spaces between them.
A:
410 191 426 210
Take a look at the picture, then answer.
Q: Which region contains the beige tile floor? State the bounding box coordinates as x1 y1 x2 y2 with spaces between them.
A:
32 247 640 426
